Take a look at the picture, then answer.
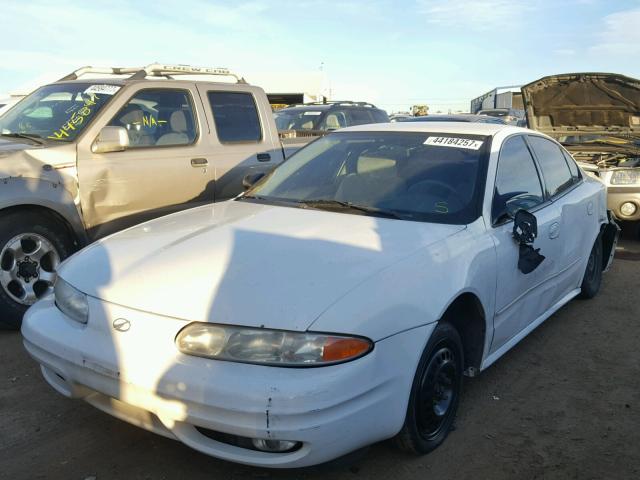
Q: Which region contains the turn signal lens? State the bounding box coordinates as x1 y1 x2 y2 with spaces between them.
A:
322 337 373 362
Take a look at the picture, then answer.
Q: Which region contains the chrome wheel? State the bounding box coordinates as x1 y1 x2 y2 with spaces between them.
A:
0 233 60 305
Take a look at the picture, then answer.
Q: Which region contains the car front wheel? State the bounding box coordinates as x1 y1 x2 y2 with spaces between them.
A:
0 211 75 329
393 322 464 454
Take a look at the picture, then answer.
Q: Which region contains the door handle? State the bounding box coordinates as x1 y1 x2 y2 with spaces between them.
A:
190 158 208 167
548 222 560 239
257 153 271 162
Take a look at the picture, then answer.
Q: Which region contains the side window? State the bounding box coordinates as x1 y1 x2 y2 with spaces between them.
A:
207 91 261 143
528 136 574 197
107 89 196 148
347 109 374 126
322 111 347 130
562 149 582 182
371 110 389 123
492 135 545 223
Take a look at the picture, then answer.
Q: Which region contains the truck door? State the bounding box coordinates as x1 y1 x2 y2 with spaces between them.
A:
77 85 215 239
196 86 283 200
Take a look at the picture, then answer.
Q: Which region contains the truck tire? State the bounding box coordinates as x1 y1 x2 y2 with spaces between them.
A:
0 211 75 329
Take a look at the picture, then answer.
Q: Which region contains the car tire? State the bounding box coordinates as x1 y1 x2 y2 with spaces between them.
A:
393 321 464 455
0 210 75 330
578 234 603 300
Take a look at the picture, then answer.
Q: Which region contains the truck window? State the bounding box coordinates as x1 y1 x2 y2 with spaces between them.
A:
107 89 197 148
347 110 374 126
208 92 262 143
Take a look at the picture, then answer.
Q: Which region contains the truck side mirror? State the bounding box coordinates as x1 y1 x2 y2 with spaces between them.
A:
92 126 129 154
242 172 265 190
512 210 545 274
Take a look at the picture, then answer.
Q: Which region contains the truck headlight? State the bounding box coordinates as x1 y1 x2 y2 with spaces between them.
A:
176 323 373 366
54 278 89 324
610 170 640 185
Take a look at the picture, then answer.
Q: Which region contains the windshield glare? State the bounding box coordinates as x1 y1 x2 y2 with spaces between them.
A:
245 131 490 224
0 83 120 142
274 109 324 130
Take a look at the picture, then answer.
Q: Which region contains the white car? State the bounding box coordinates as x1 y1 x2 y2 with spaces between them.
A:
22 122 618 468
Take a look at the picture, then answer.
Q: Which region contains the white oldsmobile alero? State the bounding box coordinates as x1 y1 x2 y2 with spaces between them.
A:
22 122 619 468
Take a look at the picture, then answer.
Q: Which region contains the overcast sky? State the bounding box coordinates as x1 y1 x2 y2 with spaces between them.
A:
1 0 639 112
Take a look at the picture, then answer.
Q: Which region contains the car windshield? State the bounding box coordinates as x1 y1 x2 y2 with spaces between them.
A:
242 131 490 224
0 83 120 142
274 109 324 131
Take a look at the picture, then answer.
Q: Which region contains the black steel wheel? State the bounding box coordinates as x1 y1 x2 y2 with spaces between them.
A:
394 322 463 454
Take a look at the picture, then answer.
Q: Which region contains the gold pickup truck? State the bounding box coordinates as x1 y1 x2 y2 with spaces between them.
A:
0 64 309 328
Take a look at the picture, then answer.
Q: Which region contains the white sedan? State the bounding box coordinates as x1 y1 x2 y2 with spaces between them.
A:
22 122 618 468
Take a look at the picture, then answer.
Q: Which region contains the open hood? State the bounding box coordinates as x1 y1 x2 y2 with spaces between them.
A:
522 73 640 137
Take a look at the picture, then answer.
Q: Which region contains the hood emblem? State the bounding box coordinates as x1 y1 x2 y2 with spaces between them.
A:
112 318 131 332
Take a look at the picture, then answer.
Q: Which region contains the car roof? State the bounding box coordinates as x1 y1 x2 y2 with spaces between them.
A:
340 121 516 136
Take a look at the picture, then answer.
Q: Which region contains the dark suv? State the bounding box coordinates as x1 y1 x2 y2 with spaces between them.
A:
274 101 389 134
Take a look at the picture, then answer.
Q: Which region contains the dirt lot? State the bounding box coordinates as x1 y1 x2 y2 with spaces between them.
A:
2 231 639 480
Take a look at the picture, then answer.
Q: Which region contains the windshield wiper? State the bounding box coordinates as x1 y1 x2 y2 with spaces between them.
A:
1 132 45 145
298 199 405 219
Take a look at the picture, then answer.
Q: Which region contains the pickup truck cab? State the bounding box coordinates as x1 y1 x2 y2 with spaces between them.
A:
0 64 307 328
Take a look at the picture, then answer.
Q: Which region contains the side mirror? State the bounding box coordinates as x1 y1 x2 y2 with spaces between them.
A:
512 210 538 244
242 172 265 190
92 126 129 154
512 209 545 274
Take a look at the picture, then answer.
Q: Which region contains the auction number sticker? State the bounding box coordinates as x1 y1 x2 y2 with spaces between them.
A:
84 84 121 96
424 136 484 150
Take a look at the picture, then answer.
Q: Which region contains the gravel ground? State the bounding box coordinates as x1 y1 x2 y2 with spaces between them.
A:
1 230 639 480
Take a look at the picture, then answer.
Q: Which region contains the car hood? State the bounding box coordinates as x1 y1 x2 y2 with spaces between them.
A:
521 73 640 137
0 137 34 156
59 200 464 331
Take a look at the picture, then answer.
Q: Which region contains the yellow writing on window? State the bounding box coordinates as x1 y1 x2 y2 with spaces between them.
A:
48 95 99 140
131 114 167 128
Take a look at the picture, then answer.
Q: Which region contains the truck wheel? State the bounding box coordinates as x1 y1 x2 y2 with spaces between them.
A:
393 322 463 454
578 235 603 300
0 211 75 330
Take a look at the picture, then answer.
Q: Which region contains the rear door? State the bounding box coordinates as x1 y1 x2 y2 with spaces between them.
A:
77 84 214 239
197 86 282 200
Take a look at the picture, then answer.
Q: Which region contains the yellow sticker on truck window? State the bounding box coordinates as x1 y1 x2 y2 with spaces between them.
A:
424 136 484 150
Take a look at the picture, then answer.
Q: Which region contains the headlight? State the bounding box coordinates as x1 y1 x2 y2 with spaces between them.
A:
176 323 373 366
54 278 89 324
610 169 640 185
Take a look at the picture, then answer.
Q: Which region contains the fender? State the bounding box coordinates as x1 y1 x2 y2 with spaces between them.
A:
0 176 88 246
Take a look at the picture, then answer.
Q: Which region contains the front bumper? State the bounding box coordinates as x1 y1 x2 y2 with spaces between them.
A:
22 297 432 468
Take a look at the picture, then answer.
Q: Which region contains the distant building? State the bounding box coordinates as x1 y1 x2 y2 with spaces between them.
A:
470 85 523 114
247 71 328 109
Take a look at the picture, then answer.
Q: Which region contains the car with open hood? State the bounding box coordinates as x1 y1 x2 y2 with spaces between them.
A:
22 122 618 468
522 73 640 229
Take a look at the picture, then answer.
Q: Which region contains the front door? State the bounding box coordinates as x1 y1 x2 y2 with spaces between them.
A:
77 85 214 239
489 135 563 353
